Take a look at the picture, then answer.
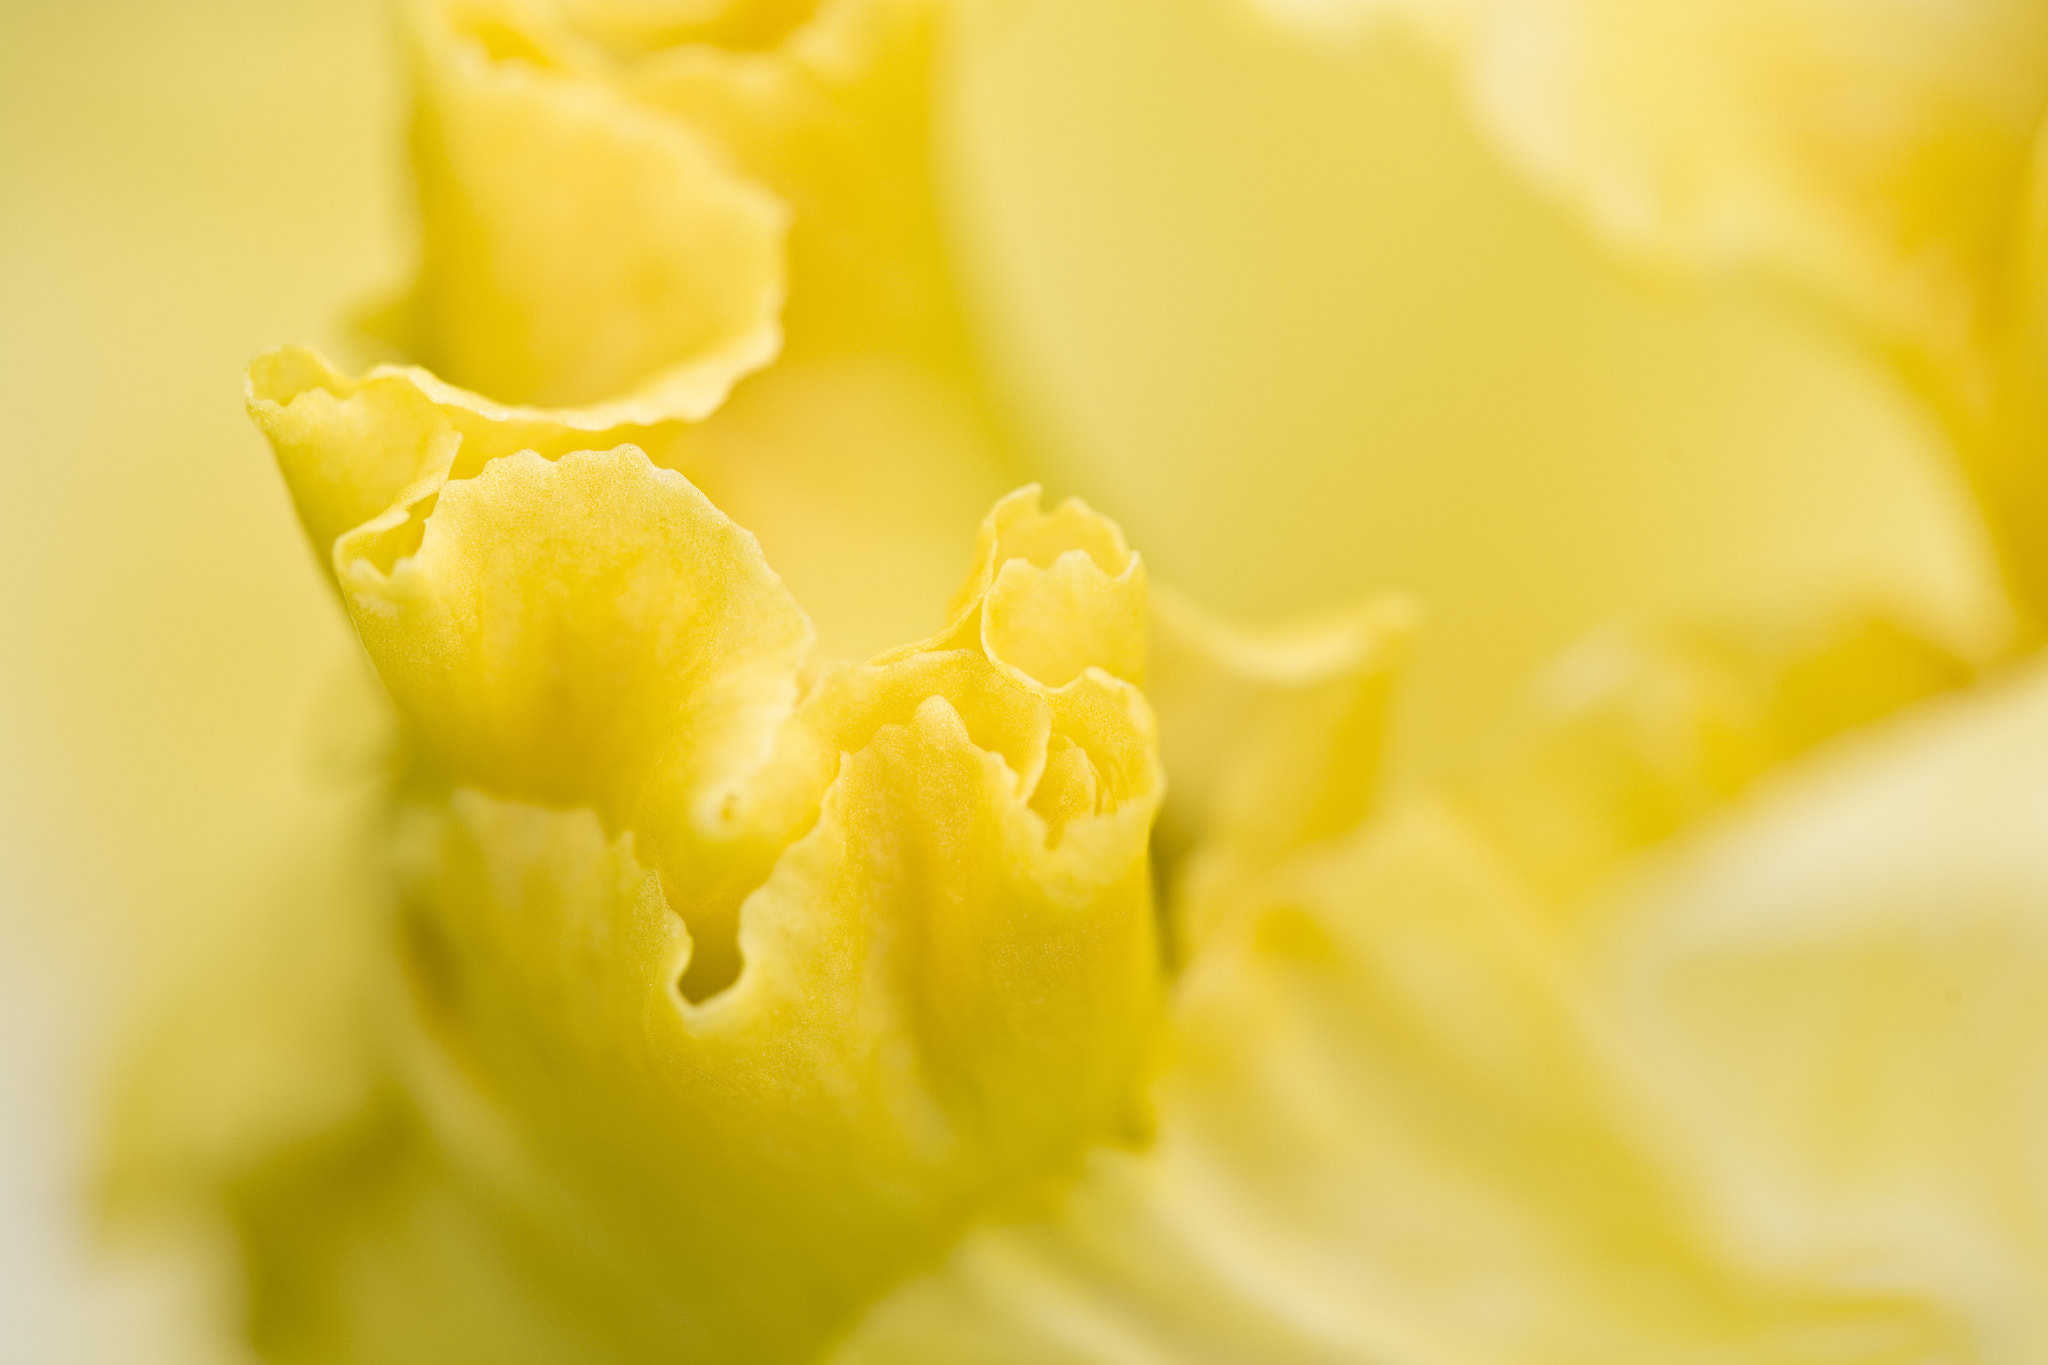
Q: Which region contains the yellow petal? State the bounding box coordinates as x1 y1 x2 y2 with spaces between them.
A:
935 485 1148 690
1388 0 2048 366
244 670 1158 1361
1263 0 2048 623
1145 583 1416 956
402 0 1036 661
551 0 820 57
1460 610 1973 908
350 444 811 825
232 354 1167 1359
947 0 2008 775
378 0 788 417
250 346 813 853
839 605 1998 1361
1970 119 2048 616
248 345 655 579
1385 0 2048 621
617 0 977 362
1594 655 2048 1353
841 802 1954 1362
1149 584 1414 863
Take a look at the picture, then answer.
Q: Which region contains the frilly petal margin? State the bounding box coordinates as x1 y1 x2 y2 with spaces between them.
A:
229 349 1165 1362
354 0 1038 663
368 0 995 415
368 0 789 418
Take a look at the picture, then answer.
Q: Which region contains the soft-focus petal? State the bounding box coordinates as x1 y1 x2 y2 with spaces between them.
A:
1430 0 2048 362
375 0 787 418
1146 584 1415 953
840 802 1959 1362
1252 0 2048 619
1459 610 1972 907
836 608 1997 1362
947 0 2007 777
1259 0 2048 373
1599 656 2048 1356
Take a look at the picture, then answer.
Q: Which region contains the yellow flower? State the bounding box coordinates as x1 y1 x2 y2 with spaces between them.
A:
63 0 2048 1361
239 343 1165 1361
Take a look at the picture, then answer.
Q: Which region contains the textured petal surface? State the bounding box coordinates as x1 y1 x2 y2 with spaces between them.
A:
231 347 1165 1361
368 0 1031 659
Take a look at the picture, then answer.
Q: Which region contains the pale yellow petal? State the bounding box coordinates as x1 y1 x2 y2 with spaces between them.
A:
1395 0 2048 366
948 0 2008 777
380 0 788 418
1147 583 1414 953
1392 0 2048 618
1149 584 1414 863
489 0 1035 661
1594 655 2048 1355
840 802 1952 1363
933 485 1148 690
1255 0 2048 620
1460 610 1973 907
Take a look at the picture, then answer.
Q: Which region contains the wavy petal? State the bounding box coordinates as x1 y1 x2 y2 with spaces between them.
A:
237 350 1165 1359
371 0 1032 660
1147 584 1415 953
375 0 788 417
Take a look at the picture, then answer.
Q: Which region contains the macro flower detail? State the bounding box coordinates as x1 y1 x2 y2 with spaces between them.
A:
233 340 1163 1362
59 0 2048 1361
372 0 788 419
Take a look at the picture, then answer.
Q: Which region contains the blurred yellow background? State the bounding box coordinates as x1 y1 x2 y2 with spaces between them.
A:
0 0 2008 1358
2 3 392 1358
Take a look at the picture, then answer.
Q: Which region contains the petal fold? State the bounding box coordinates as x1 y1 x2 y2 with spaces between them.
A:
233 345 1166 1361
376 0 789 418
